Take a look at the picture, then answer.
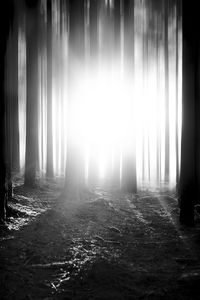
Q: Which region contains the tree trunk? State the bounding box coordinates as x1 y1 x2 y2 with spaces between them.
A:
11 8 20 173
46 0 54 178
111 0 121 187
88 0 98 185
0 0 14 222
5 12 20 202
24 1 39 187
114 0 120 60
64 0 85 196
164 0 170 182
5 34 13 200
121 0 137 193
179 0 200 226
156 15 161 184
175 0 180 186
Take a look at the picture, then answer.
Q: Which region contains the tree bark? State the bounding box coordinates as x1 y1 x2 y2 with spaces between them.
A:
175 0 179 186
0 0 14 221
121 0 137 193
64 0 85 195
46 0 54 178
156 15 161 184
24 0 39 187
164 0 170 182
179 0 200 226
88 0 98 185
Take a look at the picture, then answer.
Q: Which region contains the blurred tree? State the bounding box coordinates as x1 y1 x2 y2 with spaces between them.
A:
88 0 99 185
64 0 85 197
46 0 54 178
175 0 180 186
24 0 39 187
121 0 137 193
164 0 170 182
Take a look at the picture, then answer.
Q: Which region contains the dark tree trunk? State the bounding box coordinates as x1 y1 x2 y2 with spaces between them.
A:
11 9 20 173
59 0 66 176
89 0 98 61
114 0 120 60
148 134 150 182
64 0 85 194
5 14 20 203
88 0 98 185
164 0 170 182
179 0 200 226
142 6 146 183
175 0 180 186
24 0 39 187
121 0 137 193
46 0 53 178
5 36 13 200
0 0 14 222
156 15 161 183
6 22 20 175
111 0 121 187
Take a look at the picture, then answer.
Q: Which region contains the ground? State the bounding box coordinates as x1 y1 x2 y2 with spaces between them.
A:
1 179 200 300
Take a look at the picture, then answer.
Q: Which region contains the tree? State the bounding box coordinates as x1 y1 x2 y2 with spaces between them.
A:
164 0 170 182
179 0 200 226
156 13 161 183
175 0 180 185
46 0 54 178
5 3 21 200
5 33 14 200
111 0 121 187
64 0 85 196
88 0 99 185
121 0 137 193
11 6 20 174
24 0 39 187
0 0 14 221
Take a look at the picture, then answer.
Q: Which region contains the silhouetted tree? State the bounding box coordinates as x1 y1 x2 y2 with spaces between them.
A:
179 0 200 226
5 34 13 200
88 0 99 185
46 0 53 178
6 21 20 177
164 0 170 182
24 0 39 187
121 0 137 193
0 0 14 221
175 0 180 185
11 6 20 174
156 14 161 183
111 0 121 187
64 0 85 195
5 5 21 201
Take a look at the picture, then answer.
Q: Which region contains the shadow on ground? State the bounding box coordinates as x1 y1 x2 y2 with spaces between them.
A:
1 182 200 299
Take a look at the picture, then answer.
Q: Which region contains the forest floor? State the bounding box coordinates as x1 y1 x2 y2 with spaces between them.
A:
1 179 200 300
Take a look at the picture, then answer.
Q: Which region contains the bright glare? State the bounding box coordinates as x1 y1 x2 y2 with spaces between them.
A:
71 69 131 179
15 0 182 187
55 62 181 184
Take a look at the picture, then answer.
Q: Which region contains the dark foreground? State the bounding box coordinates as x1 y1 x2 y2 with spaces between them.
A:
1 182 200 299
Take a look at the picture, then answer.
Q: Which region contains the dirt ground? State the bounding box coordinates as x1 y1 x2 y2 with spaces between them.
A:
1 179 200 300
